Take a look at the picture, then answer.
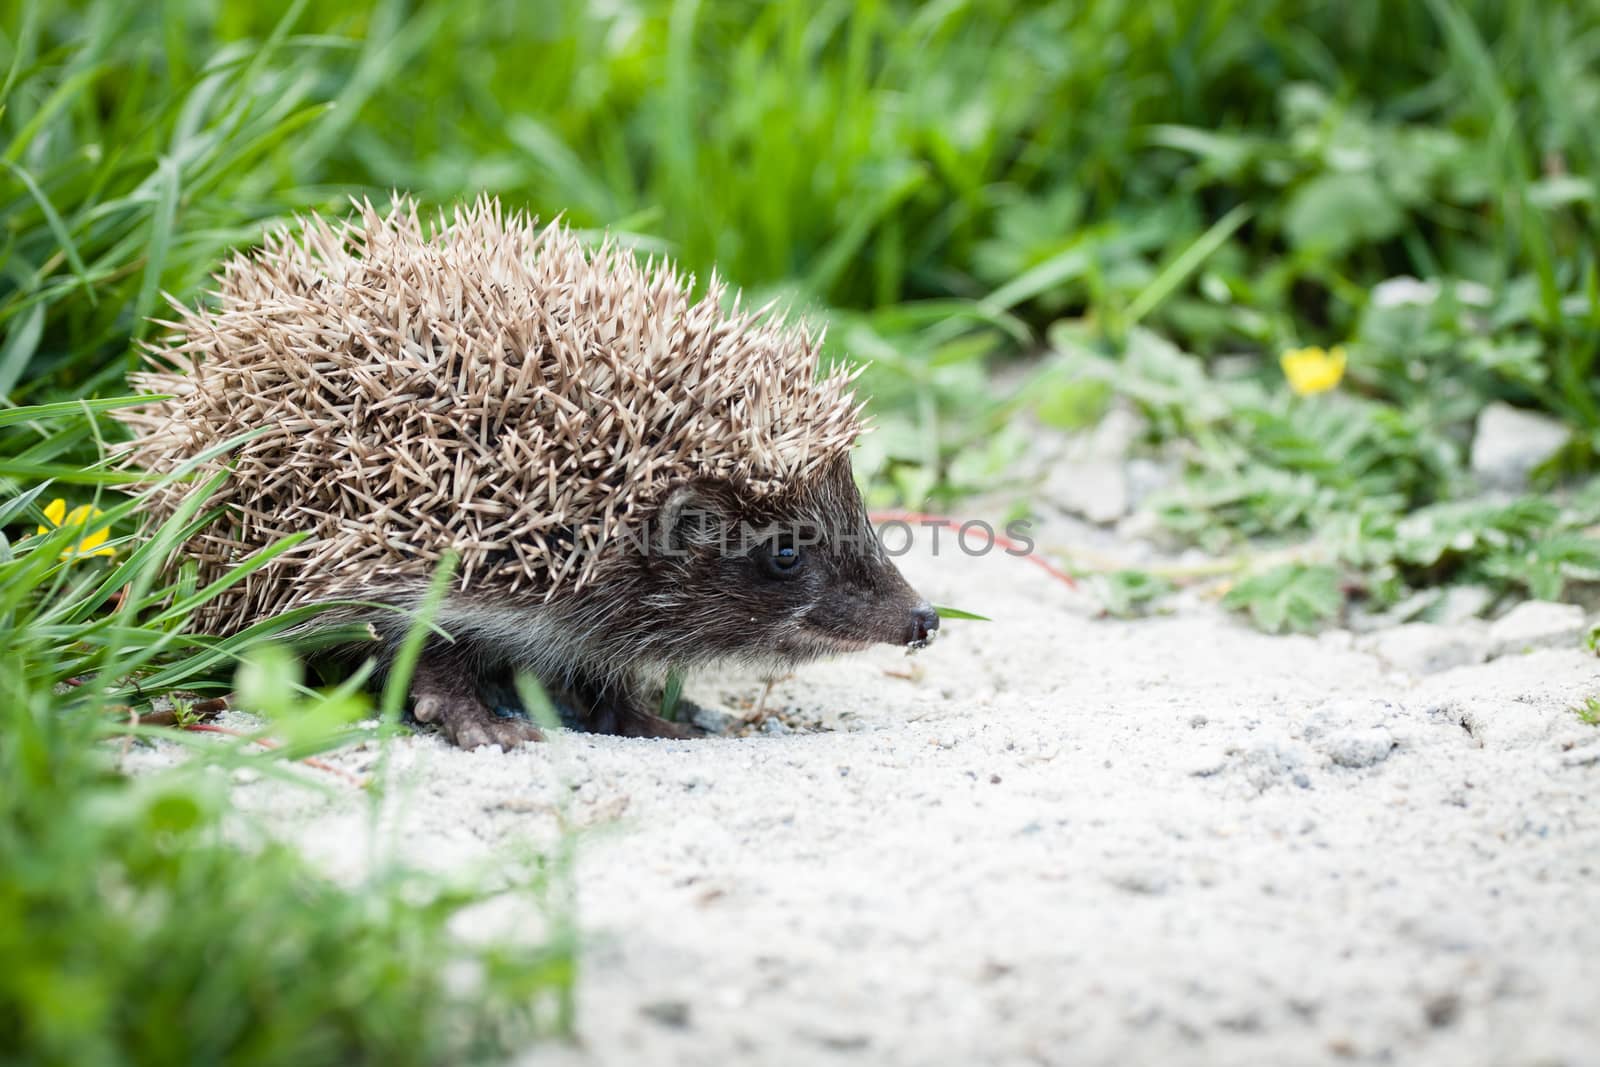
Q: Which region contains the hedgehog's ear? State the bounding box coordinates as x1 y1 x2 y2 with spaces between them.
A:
657 480 735 554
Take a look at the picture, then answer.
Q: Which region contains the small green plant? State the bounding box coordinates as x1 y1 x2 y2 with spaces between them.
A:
1574 697 1600 726
933 605 992 622
659 669 685 721
1092 569 1175 619
1222 563 1344 634
1043 314 1600 631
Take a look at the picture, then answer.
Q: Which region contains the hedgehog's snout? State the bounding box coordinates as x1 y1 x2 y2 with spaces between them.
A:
904 603 939 650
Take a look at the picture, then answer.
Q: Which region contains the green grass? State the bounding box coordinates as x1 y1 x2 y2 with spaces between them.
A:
0 437 574 1064
3 0 1600 1060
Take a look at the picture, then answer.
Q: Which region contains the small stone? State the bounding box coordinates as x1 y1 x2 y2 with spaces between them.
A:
1372 276 1438 307
978 959 1014 981
689 702 739 734
574 793 630 827
1182 747 1229 777
1423 991 1462 1028
1115 509 1164 542
1046 459 1129 524
640 1000 691 1028
1239 736 1311 792
490 796 550 814
1107 864 1172 895
1372 276 1491 309
1323 727 1397 769
1125 457 1178 510
1470 402 1568 490
1367 622 1489 675
1318 629 1356 652
1486 600 1586 658
1302 698 1374 740
1042 404 1146 524
1434 584 1494 625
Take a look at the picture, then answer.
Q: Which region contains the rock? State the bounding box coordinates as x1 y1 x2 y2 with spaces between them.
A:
1470 402 1569 490
1091 404 1145 456
1322 727 1397 769
1434 584 1494 625
1181 747 1229 777
640 999 691 1028
1239 736 1312 792
1562 747 1600 768
1424 991 1463 1029
1487 600 1587 658
1372 276 1441 307
1366 622 1489 675
1114 508 1165 543
1106 863 1173 895
688 701 739 735
1302 698 1394 740
1125 457 1178 510
1042 404 1146 524
1046 459 1129 525
1371 275 1492 309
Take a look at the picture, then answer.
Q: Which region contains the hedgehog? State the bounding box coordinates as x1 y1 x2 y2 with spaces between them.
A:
119 197 938 748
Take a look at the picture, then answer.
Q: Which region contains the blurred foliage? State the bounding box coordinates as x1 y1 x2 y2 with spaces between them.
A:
1089 568 1177 620
1222 562 1343 634
1054 325 1600 623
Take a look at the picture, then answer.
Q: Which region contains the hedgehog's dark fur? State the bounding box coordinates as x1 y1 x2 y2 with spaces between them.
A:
121 198 936 747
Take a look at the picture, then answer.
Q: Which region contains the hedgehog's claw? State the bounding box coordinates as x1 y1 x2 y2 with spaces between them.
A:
430 697 545 749
410 657 544 749
450 709 545 750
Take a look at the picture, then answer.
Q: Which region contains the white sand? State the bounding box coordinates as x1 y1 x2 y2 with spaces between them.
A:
134 539 1600 1066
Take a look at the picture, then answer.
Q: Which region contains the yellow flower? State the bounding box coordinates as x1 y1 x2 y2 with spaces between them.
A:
1279 345 1346 396
36 498 116 559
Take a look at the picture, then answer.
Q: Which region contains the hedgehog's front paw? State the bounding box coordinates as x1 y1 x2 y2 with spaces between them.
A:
414 691 545 750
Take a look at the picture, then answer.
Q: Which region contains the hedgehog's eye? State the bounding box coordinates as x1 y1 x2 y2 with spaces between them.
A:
761 541 805 580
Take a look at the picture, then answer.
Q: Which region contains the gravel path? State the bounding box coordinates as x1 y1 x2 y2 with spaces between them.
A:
144 539 1600 1066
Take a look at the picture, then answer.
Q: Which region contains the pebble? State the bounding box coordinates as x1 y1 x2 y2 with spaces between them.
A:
1106 864 1173 896
1486 601 1587 658
1042 405 1146 524
639 1000 692 1029
1182 747 1230 777
1239 736 1312 792
1470 402 1569 490
690 702 740 734
1366 622 1489 675
1322 727 1397 769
